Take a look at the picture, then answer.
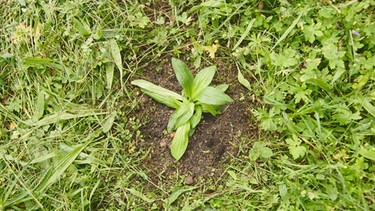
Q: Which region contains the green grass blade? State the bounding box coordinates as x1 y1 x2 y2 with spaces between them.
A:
232 19 256 51
271 13 302 50
23 111 107 128
2 158 42 209
34 131 99 192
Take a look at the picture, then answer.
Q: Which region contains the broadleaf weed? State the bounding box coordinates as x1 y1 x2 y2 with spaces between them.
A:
132 58 232 160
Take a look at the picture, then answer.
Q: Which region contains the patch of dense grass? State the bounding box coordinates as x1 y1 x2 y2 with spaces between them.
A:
1 0 375 210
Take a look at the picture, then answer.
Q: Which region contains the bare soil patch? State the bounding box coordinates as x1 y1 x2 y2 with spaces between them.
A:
131 57 259 185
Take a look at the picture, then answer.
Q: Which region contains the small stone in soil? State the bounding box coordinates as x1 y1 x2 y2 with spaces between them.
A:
185 176 194 185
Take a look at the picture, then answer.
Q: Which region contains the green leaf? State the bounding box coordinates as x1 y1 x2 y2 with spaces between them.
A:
358 148 375 161
167 100 194 132
73 18 91 36
215 84 229 92
331 67 346 85
125 188 154 203
23 110 106 128
167 186 197 205
358 96 375 117
272 13 302 50
131 80 183 109
105 63 114 90
171 123 190 161
172 58 194 98
195 86 233 105
201 104 221 116
232 19 256 50
286 137 306 160
190 106 202 129
192 65 216 99
249 142 274 161
33 91 45 121
238 70 251 90
23 57 65 71
109 39 123 87
305 78 332 93
102 112 116 133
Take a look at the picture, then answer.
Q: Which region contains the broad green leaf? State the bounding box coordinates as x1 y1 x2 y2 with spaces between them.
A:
190 106 202 129
289 145 306 160
358 148 375 161
131 80 183 109
331 67 346 85
249 142 274 161
195 87 233 105
102 112 116 133
172 58 194 98
73 18 91 36
238 70 251 90
227 170 238 180
286 137 306 159
261 147 274 158
23 57 65 71
33 91 45 121
358 96 375 117
109 39 123 87
167 100 194 132
105 62 114 90
192 65 216 99
167 186 197 205
216 84 229 92
200 0 224 7
125 188 154 203
305 78 332 93
201 104 221 116
171 123 190 161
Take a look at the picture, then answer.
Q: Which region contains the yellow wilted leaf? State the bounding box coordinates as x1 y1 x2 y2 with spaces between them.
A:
203 43 219 58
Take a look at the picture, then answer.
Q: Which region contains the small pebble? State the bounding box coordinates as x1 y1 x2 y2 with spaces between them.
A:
185 176 194 185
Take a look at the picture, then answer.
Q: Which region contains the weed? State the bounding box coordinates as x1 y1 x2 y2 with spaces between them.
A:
132 58 232 160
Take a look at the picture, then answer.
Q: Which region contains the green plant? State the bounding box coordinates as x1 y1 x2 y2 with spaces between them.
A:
131 58 232 160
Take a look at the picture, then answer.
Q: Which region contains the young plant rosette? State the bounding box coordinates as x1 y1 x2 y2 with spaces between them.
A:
131 58 233 161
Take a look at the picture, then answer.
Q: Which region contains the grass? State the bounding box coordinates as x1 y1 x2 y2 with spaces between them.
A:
1 0 375 210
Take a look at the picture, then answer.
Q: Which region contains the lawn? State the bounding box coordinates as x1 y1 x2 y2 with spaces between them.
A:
1 0 375 210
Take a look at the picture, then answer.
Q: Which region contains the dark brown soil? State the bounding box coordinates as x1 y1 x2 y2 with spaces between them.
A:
131 57 259 185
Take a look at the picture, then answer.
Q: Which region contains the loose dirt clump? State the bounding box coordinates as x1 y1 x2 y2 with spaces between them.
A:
131 57 259 184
